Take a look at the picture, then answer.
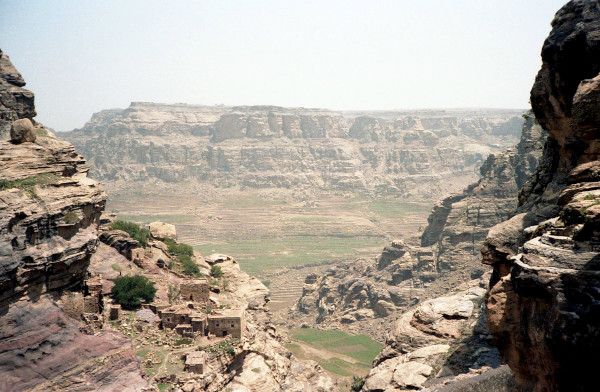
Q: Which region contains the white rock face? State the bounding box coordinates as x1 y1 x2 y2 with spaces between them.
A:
392 361 433 389
149 221 177 240
64 103 525 198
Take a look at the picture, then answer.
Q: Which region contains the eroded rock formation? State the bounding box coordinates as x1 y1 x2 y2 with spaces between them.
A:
484 2 600 391
0 50 149 391
63 103 523 197
422 116 545 272
291 115 544 342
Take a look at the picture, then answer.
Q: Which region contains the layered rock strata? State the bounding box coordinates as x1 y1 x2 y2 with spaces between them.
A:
63 103 524 197
292 116 544 340
0 50 148 391
422 116 545 272
484 2 600 391
362 275 505 391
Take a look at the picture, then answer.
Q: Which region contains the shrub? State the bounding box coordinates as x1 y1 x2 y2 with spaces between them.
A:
210 265 223 278
181 256 199 276
351 376 365 392
0 173 60 198
34 128 49 137
164 238 193 258
110 220 150 248
167 283 180 304
63 211 80 224
111 275 156 308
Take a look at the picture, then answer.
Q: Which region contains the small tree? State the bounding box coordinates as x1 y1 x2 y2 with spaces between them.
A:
111 275 156 308
210 265 223 278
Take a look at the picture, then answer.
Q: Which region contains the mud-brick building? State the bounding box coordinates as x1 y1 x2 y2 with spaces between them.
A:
207 309 244 338
180 279 210 302
185 351 206 374
159 304 207 334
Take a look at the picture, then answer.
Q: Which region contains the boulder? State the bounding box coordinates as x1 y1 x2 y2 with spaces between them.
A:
392 361 432 389
149 221 177 240
10 118 36 143
374 300 395 317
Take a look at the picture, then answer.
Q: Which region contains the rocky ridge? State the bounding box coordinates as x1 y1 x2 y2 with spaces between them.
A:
290 114 545 342
0 50 335 391
483 2 600 391
63 103 524 198
0 50 148 391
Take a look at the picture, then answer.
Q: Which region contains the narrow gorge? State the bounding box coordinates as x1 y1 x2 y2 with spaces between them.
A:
2 1 599 391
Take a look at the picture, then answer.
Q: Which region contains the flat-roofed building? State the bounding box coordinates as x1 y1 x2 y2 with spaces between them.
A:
207 309 244 339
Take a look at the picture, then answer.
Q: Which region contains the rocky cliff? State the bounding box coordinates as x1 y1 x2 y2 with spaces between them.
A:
0 50 338 391
421 115 546 272
483 2 600 391
63 103 523 197
0 50 149 391
290 114 544 343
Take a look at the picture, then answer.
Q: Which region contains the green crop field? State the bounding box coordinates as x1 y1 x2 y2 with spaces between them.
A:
285 327 382 382
291 327 383 364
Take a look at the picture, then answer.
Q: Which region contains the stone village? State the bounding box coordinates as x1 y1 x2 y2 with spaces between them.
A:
58 220 246 379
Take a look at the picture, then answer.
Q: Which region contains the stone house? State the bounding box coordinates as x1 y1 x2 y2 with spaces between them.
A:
207 309 244 339
159 304 207 334
180 279 210 303
185 351 206 374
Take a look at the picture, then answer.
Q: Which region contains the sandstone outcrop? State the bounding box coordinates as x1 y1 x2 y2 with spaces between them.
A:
0 49 35 139
1 48 336 392
292 117 544 340
0 48 148 391
421 116 545 273
0 57 106 310
483 2 600 391
362 276 506 392
149 220 177 240
10 118 36 143
63 103 523 198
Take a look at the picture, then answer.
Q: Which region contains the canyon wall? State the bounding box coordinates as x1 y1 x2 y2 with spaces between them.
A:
484 1 600 391
63 103 524 198
0 49 148 391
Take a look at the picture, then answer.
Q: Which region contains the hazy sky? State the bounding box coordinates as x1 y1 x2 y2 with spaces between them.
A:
1 1 567 132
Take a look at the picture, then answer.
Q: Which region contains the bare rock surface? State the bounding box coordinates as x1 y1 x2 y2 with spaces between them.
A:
0 296 147 392
483 2 600 391
290 116 544 342
0 48 148 391
149 220 177 240
362 276 506 392
0 49 35 139
9 118 36 143
62 103 524 198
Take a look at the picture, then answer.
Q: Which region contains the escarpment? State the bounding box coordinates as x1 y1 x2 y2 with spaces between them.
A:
0 50 148 391
0 50 336 392
0 53 106 309
63 103 523 197
292 114 544 333
483 2 600 391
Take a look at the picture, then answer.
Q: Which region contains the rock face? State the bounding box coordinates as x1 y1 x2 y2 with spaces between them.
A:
483 2 600 391
0 49 35 139
421 116 545 273
0 297 147 392
292 117 544 340
149 220 177 240
0 49 148 391
62 103 523 197
0 58 106 310
10 118 36 143
362 277 507 392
